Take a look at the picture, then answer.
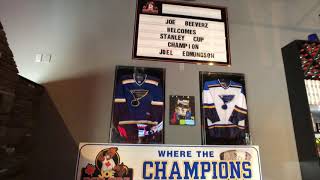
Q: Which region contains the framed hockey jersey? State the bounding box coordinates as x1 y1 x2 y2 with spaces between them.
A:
200 72 250 145
110 66 165 144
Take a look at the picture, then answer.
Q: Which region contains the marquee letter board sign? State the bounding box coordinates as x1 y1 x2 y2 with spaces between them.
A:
133 0 230 65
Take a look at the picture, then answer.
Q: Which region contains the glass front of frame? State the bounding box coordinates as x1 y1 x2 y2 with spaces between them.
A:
200 72 250 145
110 66 165 144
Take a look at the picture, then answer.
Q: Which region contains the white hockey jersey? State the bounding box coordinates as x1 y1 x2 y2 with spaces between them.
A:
202 79 248 139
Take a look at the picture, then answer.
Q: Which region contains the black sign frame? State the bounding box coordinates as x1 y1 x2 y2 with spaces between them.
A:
133 0 231 66
199 72 250 145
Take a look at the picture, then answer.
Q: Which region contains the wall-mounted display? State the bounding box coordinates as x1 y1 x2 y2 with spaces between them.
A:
133 0 230 65
110 66 165 144
200 72 250 145
76 143 262 180
169 95 195 126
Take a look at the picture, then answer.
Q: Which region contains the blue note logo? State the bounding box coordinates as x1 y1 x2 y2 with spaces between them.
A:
219 95 235 110
130 89 149 107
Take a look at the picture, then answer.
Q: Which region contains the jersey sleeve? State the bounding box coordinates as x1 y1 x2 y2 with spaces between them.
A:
113 78 127 126
202 82 220 126
234 87 248 128
150 81 164 124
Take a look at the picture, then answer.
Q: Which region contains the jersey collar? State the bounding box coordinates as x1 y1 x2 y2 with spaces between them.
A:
133 73 147 86
218 79 231 89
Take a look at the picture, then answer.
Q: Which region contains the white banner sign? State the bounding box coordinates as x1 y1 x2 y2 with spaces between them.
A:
75 144 262 180
133 0 230 65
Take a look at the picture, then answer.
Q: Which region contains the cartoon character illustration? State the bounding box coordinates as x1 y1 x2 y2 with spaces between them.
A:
98 147 117 174
81 147 133 179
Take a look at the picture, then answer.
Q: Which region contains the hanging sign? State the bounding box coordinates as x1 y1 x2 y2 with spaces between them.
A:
133 0 230 65
75 144 262 180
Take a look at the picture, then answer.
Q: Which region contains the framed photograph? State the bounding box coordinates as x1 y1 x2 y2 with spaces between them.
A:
199 72 250 145
133 0 230 65
110 66 165 144
169 95 195 126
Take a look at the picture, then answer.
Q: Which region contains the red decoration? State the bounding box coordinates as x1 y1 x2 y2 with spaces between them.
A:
85 164 96 176
300 42 320 79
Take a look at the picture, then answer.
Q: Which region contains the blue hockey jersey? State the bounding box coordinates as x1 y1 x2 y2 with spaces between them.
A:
202 79 248 140
113 74 164 127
